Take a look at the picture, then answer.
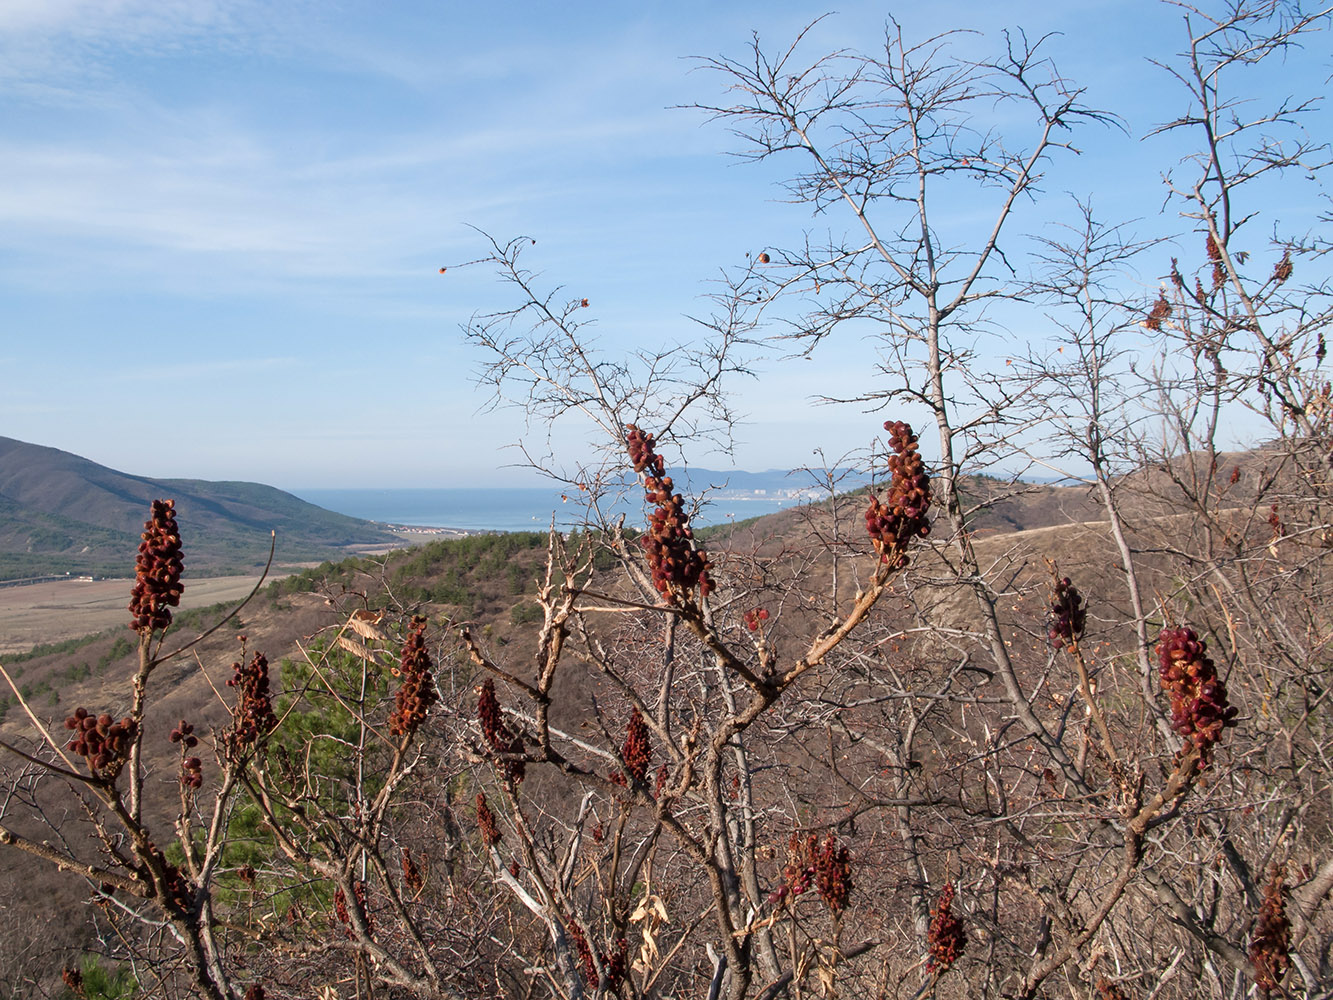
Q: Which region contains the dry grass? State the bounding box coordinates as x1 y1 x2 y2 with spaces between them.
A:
0 575 280 656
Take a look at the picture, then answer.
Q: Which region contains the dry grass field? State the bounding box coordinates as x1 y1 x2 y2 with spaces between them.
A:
0 575 279 656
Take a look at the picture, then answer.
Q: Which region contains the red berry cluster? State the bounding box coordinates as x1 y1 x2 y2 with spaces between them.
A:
168 718 204 788
389 617 436 737
778 837 847 917
128 499 184 633
181 755 203 790
776 832 851 914
743 607 770 632
654 763 670 799
168 719 198 749
865 422 931 568
1156 627 1238 762
1269 503 1284 540
565 922 627 990
782 833 817 901
64 708 137 779
332 882 372 938
227 652 276 748
625 424 714 601
813 833 852 915
1250 866 1290 994
621 708 652 785
477 679 525 783
1047 577 1086 650
602 937 629 990
476 793 502 847
567 920 597 986
926 881 966 972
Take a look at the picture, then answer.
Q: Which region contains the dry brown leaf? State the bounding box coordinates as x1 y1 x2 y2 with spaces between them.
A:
346 611 388 642
336 635 376 661
630 892 669 973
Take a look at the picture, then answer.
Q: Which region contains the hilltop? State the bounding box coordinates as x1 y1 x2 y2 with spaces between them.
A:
0 436 404 580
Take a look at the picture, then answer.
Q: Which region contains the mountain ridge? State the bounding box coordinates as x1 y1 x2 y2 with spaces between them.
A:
0 436 402 579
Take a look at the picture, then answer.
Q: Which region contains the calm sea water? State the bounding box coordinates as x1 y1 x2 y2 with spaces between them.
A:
293 487 801 533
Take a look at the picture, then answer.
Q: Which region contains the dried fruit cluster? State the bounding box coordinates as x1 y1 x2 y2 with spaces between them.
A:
476 792 502 847
814 833 851 914
625 424 714 600
170 719 203 788
779 832 851 914
1206 233 1225 289
566 921 628 990
128 499 184 633
64 708 137 779
601 939 629 990
865 421 931 568
1273 251 1293 284
168 719 199 749
1156 627 1238 761
477 679 525 783
743 607 769 632
1250 866 1290 994
227 652 276 748
927 881 966 972
171 719 202 788
621 707 651 785
400 848 423 893
389 617 436 737
781 833 816 901
568 920 597 986
1144 292 1172 332
332 882 372 938
1046 576 1086 650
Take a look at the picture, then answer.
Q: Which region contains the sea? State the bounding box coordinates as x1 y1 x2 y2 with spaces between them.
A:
292 487 805 534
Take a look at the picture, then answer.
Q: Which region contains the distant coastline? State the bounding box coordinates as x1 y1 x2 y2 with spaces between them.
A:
293 487 807 534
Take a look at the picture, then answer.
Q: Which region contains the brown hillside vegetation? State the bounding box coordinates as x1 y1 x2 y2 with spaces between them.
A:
1 446 1328 998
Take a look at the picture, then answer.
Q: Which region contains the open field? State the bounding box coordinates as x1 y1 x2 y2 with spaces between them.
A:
0 574 279 656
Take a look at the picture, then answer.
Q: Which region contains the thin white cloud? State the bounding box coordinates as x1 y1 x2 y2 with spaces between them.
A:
0 0 310 111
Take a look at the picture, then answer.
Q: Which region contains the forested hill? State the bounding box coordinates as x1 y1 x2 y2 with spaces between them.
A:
0 436 401 579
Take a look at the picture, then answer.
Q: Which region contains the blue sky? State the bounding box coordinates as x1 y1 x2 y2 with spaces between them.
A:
1 1 1328 487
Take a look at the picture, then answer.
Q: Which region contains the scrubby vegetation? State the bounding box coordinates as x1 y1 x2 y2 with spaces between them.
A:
2 5 1332 999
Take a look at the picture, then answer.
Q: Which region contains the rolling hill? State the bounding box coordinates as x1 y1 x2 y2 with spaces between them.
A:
0 436 403 579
